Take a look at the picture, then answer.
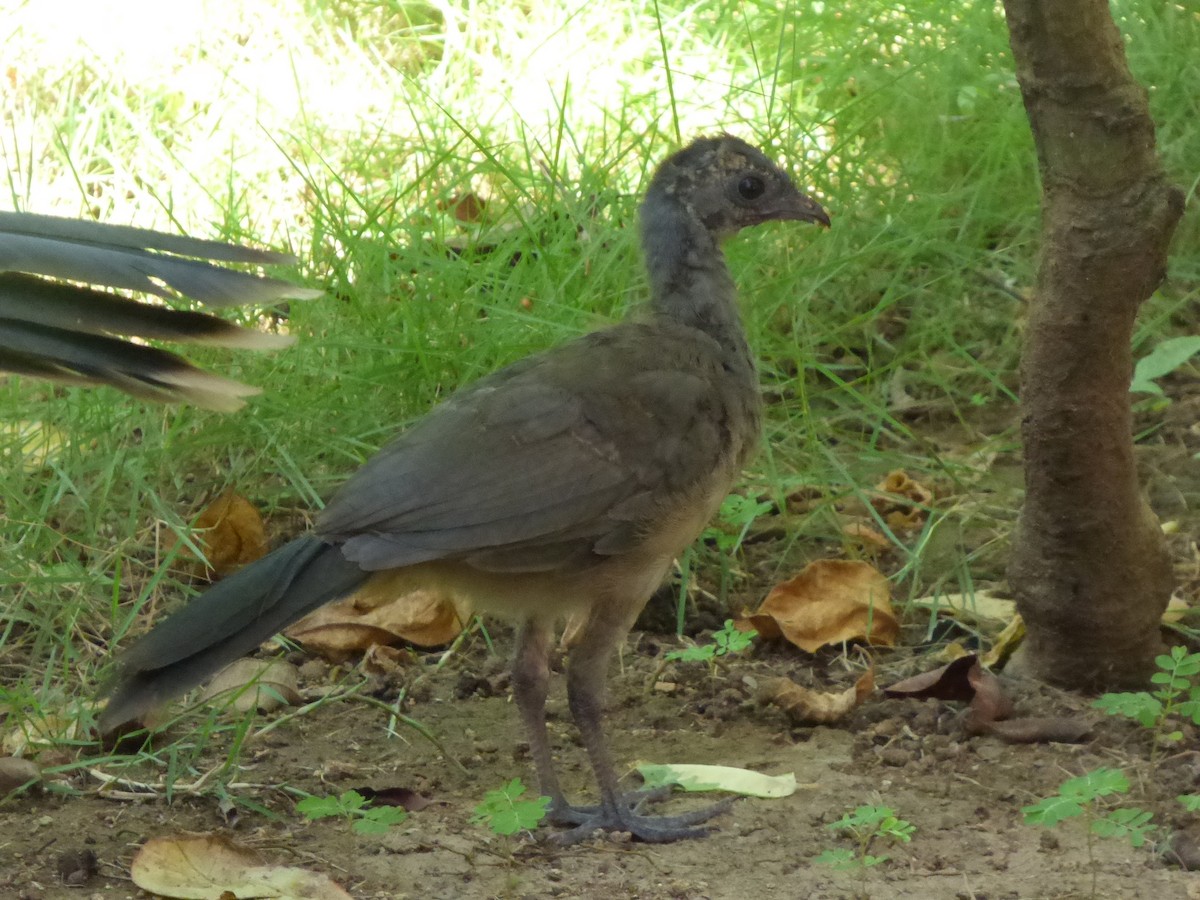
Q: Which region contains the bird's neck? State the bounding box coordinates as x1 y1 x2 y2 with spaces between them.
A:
641 210 751 365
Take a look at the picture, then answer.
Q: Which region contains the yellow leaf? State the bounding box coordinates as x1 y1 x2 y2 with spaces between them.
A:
130 833 351 899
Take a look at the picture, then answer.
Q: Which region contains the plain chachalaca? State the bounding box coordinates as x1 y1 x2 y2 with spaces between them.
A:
99 135 829 842
0 211 318 410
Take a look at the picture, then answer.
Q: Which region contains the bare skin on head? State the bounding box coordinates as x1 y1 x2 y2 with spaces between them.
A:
101 135 829 843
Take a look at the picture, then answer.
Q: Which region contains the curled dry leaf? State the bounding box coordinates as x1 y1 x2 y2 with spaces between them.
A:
744 559 897 653
980 614 1026 669
963 662 1015 731
170 489 269 578
199 659 302 714
886 655 1089 744
758 669 875 724
355 786 432 811
130 833 351 899
872 469 933 532
287 581 468 661
884 655 979 703
985 717 1091 744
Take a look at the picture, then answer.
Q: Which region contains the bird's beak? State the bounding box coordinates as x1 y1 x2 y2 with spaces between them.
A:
775 189 831 228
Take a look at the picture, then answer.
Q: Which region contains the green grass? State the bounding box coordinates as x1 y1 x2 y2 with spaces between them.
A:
2 0 1198 784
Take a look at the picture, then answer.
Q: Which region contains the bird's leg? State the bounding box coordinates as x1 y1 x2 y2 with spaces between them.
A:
551 609 734 844
511 619 574 820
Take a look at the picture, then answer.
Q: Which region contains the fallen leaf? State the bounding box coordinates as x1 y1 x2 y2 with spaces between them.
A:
199 659 301 714
985 717 1091 744
980 614 1026 669
438 192 488 223
910 590 1015 626
963 663 1015 730
4 712 82 757
288 581 468 661
0 757 41 794
636 763 797 798
747 559 897 653
362 644 415 676
170 490 269 577
1163 594 1190 624
758 669 875 724
884 655 978 702
872 469 934 531
0 420 66 472
840 520 891 550
130 833 351 899
354 786 432 811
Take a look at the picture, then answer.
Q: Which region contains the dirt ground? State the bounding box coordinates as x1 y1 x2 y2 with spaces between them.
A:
6 402 1200 899
5 614 1200 899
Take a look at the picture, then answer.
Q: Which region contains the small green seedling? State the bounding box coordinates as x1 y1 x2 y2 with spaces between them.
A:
703 494 774 556
471 777 551 836
1023 768 1156 897
1022 769 1151 841
815 804 915 870
665 619 756 667
1093 646 1200 760
296 790 408 835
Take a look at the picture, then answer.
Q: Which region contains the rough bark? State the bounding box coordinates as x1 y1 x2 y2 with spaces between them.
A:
1002 0 1184 689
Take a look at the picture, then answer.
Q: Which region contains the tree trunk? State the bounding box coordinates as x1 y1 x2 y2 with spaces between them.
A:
1002 0 1185 689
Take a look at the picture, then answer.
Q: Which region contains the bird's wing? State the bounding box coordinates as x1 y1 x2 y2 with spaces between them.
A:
318 323 737 573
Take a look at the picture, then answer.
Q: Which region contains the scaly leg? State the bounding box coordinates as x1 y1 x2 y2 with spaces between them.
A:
551 608 733 844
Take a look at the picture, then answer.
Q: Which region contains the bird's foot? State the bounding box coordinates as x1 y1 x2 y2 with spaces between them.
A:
546 791 735 844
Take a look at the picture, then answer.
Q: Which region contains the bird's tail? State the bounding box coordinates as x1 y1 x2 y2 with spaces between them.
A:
0 210 320 409
99 536 368 731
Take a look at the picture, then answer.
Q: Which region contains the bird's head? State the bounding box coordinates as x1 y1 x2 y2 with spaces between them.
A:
645 134 829 239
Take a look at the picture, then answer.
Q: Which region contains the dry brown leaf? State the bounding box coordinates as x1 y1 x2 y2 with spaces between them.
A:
130 833 351 899
749 559 897 653
287 583 467 660
984 717 1091 744
438 192 488 223
963 663 1015 730
840 520 891 550
884 655 979 702
171 490 269 577
355 786 432 811
872 469 933 532
199 659 301 714
758 669 874 724
0 757 41 793
362 644 415 676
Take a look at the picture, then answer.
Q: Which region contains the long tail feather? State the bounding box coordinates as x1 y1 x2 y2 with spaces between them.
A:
100 537 368 731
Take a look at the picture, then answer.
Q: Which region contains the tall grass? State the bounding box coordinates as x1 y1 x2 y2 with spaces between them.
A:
1 0 1196 756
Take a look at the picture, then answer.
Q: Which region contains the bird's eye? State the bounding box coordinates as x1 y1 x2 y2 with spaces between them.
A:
737 175 766 200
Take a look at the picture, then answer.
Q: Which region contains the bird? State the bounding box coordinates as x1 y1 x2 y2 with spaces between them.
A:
0 211 319 410
99 135 829 843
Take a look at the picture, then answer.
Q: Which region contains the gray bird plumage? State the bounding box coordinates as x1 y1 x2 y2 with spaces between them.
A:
100 135 829 842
